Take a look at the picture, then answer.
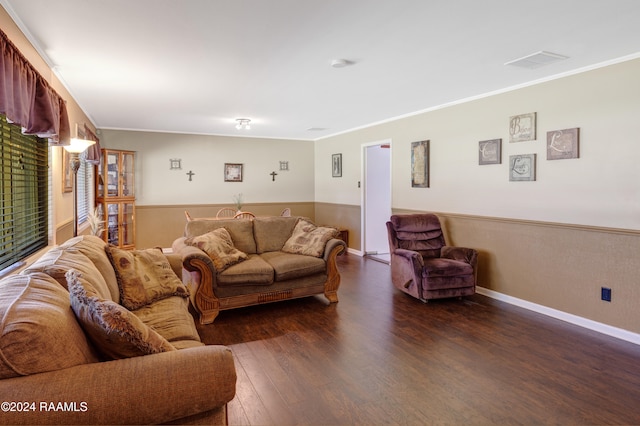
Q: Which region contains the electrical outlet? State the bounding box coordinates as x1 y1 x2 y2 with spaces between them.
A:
601 287 612 302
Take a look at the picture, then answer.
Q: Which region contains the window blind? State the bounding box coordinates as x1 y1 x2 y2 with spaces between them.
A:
0 115 48 272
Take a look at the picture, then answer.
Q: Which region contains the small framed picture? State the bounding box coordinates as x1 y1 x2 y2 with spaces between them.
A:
411 140 429 188
509 112 536 142
479 139 502 165
547 128 579 160
509 154 536 181
224 163 243 182
332 153 342 177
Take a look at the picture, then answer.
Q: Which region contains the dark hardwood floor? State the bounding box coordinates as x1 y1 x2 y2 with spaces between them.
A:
197 254 640 425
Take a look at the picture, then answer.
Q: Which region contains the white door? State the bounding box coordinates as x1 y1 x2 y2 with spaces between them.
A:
362 140 391 257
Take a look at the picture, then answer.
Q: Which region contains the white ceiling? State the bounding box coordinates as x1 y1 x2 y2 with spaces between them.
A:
3 0 640 141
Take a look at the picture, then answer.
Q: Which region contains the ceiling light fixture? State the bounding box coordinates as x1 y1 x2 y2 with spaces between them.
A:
235 118 251 130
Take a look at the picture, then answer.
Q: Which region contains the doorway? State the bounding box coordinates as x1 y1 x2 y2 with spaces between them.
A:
361 140 391 263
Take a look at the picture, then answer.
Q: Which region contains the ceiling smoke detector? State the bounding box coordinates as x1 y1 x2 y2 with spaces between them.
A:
330 58 349 68
505 51 569 69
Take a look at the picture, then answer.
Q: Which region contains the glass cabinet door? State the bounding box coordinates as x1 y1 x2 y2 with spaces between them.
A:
106 202 120 246
121 202 135 247
122 152 135 197
107 152 120 197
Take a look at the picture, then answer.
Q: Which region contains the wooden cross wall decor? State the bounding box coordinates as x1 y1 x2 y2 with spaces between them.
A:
270 171 278 181
187 170 195 181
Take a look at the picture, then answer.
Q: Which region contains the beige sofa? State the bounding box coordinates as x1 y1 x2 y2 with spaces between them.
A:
172 216 346 324
0 235 236 425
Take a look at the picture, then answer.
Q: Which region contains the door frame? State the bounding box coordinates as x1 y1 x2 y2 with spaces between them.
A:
360 138 392 255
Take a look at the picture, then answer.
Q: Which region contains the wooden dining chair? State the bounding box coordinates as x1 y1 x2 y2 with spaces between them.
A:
233 211 256 220
280 208 291 217
216 207 237 218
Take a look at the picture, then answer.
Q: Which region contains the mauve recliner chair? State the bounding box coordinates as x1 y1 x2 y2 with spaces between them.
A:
386 213 478 302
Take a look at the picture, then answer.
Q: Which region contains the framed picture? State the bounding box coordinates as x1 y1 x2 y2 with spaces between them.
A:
509 112 536 142
332 153 342 177
411 140 429 188
509 154 536 181
547 127 579 160
224 163 243 182
62 149 73 193
479 138 502 165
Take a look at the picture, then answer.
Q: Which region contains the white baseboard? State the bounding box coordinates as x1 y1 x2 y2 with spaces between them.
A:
476 286 640 346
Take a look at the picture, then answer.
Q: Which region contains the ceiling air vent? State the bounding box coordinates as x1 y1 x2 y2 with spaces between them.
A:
505 51 568 69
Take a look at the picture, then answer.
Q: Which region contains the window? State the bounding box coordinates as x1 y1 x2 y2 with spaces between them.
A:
0 115 49 272
77 150 94 225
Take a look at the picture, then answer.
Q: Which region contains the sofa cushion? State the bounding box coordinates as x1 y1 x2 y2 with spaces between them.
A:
67 269 176 360
217 254 274 286
132 296 202 345
253 216 299 253
185 219 257 254
282 218 339 258
106 246 189 310
260 251 327 281
0 273 99 379
184 228 248 272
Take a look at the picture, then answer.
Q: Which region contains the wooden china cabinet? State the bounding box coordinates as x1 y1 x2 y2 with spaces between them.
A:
96 149 136 249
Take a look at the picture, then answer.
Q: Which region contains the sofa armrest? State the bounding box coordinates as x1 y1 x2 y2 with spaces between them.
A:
0 345 236 425
441 246 478 267
323 238 346 262
172 237 220 325
321 238 346 303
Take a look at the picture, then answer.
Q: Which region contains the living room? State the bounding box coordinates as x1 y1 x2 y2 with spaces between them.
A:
1 1 640 424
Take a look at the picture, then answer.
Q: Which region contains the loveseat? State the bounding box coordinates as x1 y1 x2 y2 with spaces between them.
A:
172 216 346 324
0 235 236 425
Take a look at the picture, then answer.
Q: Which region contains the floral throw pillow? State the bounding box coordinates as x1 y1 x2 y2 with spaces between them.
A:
282 219 338 257
184 227 248 271
105 246 189 311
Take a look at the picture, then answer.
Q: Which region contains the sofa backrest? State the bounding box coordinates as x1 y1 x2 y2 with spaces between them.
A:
185 218 257 254
252 216 299 253
23 235 120 302
0 272 99 379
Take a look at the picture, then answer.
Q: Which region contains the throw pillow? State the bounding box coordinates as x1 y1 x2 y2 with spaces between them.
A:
105 246 189 311
66 269 176 360
184 227 248 271
281 218 338 257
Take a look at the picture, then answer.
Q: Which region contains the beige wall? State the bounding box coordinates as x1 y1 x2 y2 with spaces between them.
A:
1 6 97 244
136 202 314 248
315 57 640 336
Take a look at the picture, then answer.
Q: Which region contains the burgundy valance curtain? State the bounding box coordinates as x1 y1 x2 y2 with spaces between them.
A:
84 124 101 164
0 28 70 145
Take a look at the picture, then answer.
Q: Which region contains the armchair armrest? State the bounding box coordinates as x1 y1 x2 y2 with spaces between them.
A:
0 345 236 425
441 246 478 267
393 248 424 267
172 237 220 325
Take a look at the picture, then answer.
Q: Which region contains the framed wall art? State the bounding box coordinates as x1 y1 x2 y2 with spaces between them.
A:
547 127 579 160
62 149 73 193
509 154 536 181
332 153 342 177
224 163 243 182
509 112 536 142
411 140 429 188
479 138 502 165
